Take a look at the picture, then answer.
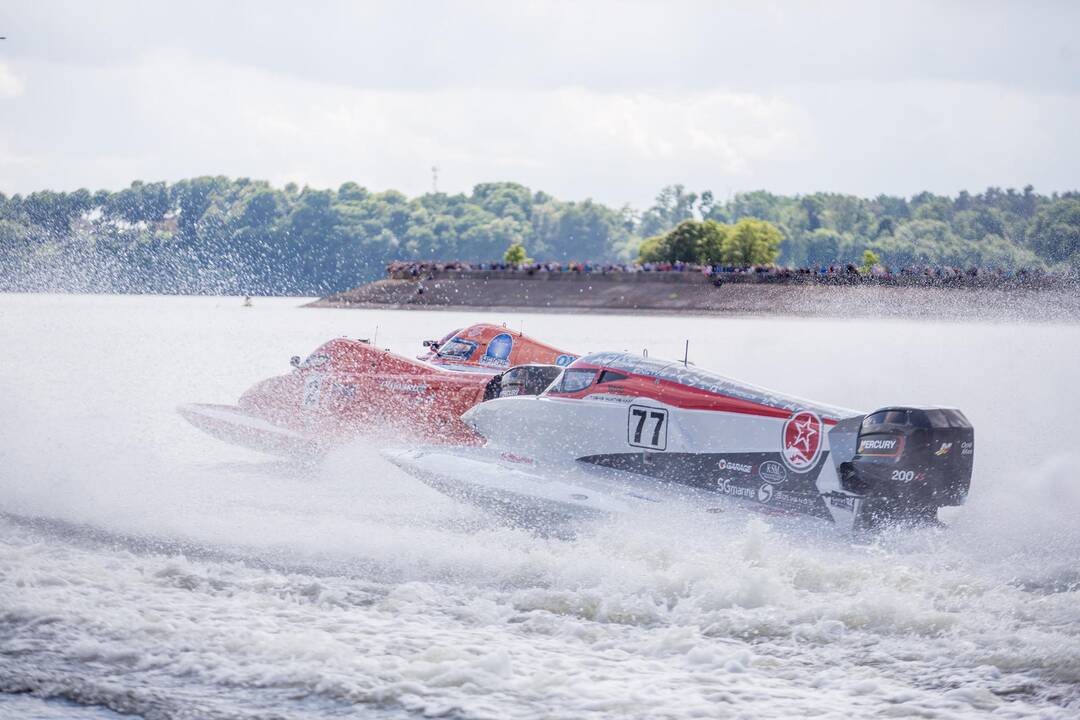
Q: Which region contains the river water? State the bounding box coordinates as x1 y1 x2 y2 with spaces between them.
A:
1 294 1078 719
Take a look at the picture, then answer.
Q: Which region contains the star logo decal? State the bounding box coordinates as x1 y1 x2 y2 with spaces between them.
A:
781 410 823 471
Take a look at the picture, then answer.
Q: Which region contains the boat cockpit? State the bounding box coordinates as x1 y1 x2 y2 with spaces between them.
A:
483 364 563 400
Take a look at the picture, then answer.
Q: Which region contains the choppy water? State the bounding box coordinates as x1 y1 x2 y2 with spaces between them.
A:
1 294 1078 719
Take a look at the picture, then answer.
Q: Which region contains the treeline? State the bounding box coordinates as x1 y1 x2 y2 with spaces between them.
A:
0 179 635 294
1 178 1077 294
636 185 1080 271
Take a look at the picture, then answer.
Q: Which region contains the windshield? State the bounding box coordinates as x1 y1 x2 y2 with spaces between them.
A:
436 337 478 361
555 368 596 393
500 365 562 397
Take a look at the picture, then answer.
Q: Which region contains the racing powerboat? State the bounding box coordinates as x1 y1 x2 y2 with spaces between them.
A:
178 323 577 454
387 351 975 532
182 328 974 532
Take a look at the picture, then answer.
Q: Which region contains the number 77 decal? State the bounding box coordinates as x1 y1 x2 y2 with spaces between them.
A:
628 405 668 450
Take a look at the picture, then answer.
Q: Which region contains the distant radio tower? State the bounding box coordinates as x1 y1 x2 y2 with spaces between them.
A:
431 166 439 194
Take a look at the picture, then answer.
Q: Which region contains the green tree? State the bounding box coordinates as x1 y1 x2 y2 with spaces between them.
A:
636 220 729 264
503 241 531 265
801 195 824 231
541 199 625 260
730 190 788 223
804 228 843 265
473 182 533 222
860 249 880 274
636 235 664 263
660 220 705 262
638 184 698 237
105 181 169 225
697 220 730 264
1027 199 1080 265
721 218 783 265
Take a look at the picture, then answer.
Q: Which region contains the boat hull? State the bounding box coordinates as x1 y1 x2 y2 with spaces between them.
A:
177 403 323 456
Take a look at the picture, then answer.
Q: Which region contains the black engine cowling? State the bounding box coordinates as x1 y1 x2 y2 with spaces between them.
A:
840 407 974 527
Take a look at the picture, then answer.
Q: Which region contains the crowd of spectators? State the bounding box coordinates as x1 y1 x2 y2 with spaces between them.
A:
387 260 1071 287
385 260 1071 288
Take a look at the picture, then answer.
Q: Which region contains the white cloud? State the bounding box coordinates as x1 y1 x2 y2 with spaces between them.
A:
0 64 25 98
1 53 811 205
0 1 1077 204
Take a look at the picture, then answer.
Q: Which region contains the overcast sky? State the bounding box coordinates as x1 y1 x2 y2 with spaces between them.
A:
1 0 1077 208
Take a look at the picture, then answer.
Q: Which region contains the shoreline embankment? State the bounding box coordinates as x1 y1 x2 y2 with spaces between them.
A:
308 270 1080 323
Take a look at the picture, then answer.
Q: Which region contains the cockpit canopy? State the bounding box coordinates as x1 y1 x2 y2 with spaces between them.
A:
483 364 564 400
419 323 578 373
550 351 854 419
435 335 478 360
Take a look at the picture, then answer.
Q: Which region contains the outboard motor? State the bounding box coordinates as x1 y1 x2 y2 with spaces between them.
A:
840 407 974 528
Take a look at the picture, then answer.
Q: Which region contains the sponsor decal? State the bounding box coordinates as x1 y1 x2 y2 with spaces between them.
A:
961 441 974 456
479 333 514 367
718 458 753 474
555 354 577 367
781 410 823 472
717 478 757 499
626 492 662 503
302 374 322 409
757 483 774 503
758 460 788 485
587 393 634 404
829 494 856 511
857 436 904 456
466 326 484 337
331 383 357 400
378 380 428 394
773 491 820 510
934 442 953 457
717 480 826 515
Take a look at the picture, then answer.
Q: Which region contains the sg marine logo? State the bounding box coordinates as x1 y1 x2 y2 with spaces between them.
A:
781 410 823 472
757 483 774 503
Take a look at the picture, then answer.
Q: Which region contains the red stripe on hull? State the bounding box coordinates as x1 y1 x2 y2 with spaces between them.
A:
549 365 839 424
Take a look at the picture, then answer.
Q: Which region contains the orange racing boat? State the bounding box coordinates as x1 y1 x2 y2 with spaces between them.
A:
178 323 577 454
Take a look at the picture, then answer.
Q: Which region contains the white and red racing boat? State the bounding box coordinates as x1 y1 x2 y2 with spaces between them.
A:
385 351 975 532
